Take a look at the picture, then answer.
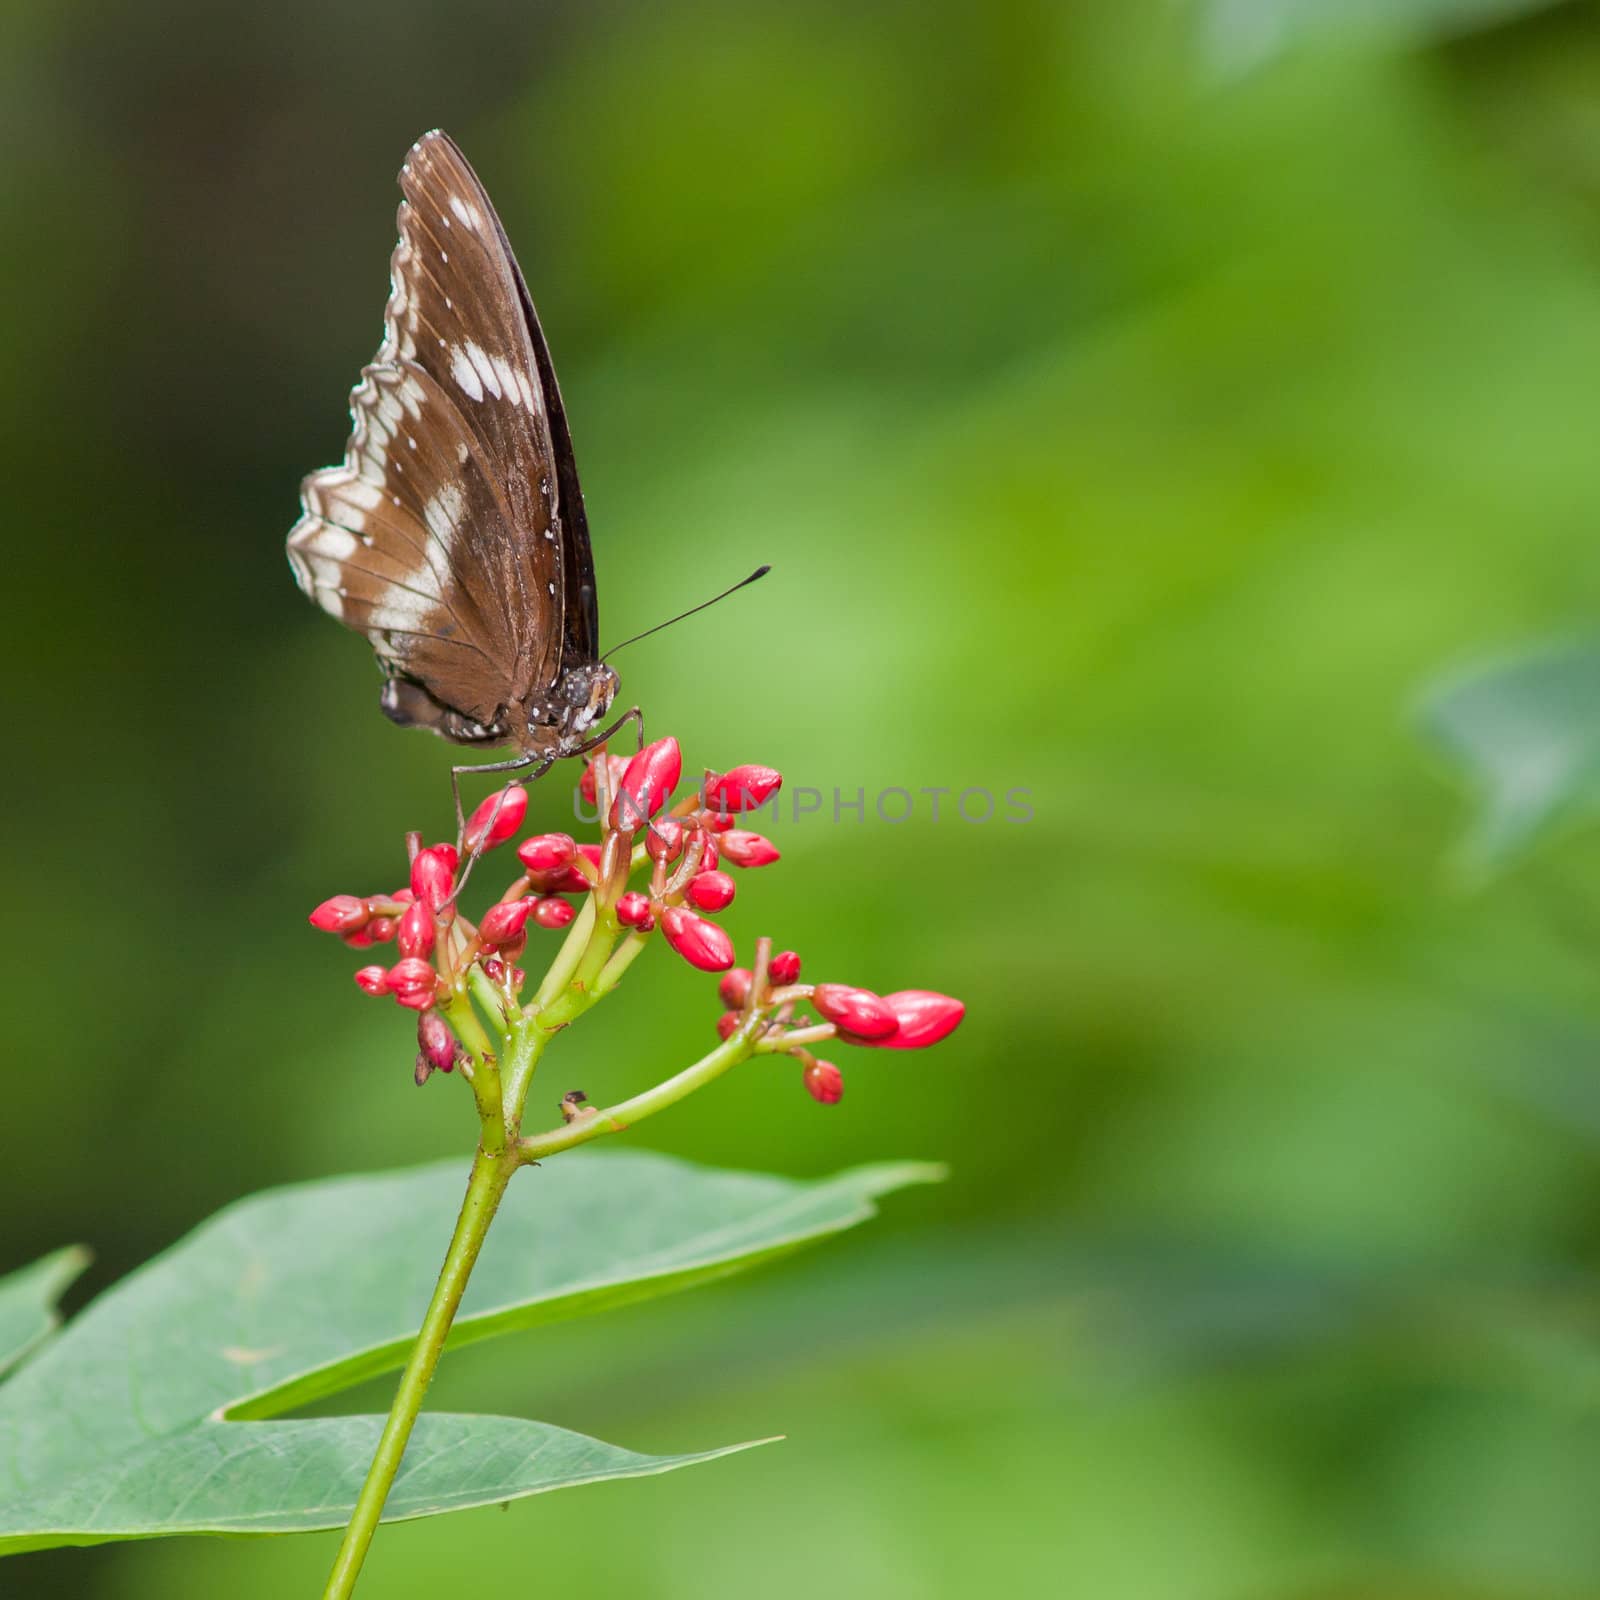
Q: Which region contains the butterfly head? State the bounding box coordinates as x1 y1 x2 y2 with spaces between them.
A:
548 661 620 752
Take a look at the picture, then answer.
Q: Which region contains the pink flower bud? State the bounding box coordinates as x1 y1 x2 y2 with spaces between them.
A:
812 983 898 1039
696 831 720 873
803 1060 844 1104
610 737 682 833
701 812 736 834
483 956 506 984
310 894 368 934
704 765 783 814
862 990 966 1050
616 891 655 930
517 832 577 874
661 905 735 972
718 968 752 1009
393 986 436 1012
365 917 397 944
645 817 687 864
716 1010 742 1042
342 927 375 949
719 830 780 868
353 965 391 996
479 898 535 946
416 1009 458 1074
397 899 434 959
686 870 736 913
410 845 459 910
464 784 528 851
769 950 801 986
579 753 630 806
532 896 576 930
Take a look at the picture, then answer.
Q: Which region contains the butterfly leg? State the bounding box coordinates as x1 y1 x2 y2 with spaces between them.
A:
447 754 555 908
573 705 644 760
450 753 543 846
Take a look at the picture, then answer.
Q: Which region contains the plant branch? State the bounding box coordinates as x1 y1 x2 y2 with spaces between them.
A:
518 1017 762 1163
321 1142 515 1600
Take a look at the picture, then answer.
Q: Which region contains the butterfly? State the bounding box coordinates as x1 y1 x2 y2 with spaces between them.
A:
286 130 636 800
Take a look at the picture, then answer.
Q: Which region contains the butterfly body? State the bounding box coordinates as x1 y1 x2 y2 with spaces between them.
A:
287 131 622 769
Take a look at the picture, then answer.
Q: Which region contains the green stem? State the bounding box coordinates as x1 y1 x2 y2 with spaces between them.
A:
518 1018 761 1163
593 930 649 997
321 1143 515 1600
532 897 597 1010
440 993 503 1149
496 1014 552 1140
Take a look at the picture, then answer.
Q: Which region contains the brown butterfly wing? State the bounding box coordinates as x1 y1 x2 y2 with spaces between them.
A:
287 130 571 735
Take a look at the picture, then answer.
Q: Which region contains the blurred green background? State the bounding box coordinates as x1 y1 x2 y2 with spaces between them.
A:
11 0 1600 1594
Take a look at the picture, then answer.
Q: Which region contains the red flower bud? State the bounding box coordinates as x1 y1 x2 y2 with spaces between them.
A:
610 737 682 833
616 891 655 930
686 870 736 912
696 831 719 873
366 916 398 944
479 898 536 946
464 784 528 851
537 843 601 894
532 896 576 930
353 965 390 996
645 817 686 864
704 765 783 814
342 927 375 949
416 1009 458 1074
718 968 752 1010
397 899 434 959
661 905 735 972
483 956 506 984
803 1060 844 1104
769 950 801 986
861 990 966 1050
386 956 437 1010
701 811 736 834
579 753 630 806
310 894 368 934
410 845 459 910
812 983 898 1039
517 832 577 874
719 830 780 868
716 1010 742 1042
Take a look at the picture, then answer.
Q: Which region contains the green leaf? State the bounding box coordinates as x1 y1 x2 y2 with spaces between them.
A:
1417 638 1600 871
0 1418 767 1557
0 1247 91 1379
0 1150 939 1554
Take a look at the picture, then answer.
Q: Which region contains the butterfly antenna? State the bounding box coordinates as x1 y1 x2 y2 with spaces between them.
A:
601 566 771 662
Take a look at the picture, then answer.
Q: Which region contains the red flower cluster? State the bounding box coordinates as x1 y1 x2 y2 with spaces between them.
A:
306 735 963 1106
308 738 782 1005
585 741 783 971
